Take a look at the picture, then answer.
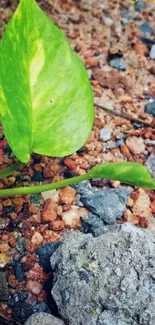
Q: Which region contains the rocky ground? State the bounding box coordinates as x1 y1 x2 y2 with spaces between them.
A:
0 0 155 324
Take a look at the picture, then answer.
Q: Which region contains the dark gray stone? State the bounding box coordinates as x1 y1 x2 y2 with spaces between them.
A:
145 152 155 181
24 312 65 325
50 223 155 325
13 260 25 282
12 301 50 324
144 100 155 116
81 214 105 237
80 187 131 224
109 57 126 71
8 292 28 308
0 271 9 301
36 242 62 272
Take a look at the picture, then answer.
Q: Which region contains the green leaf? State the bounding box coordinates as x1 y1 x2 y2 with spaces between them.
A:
0 0 94 163
90 162 155 189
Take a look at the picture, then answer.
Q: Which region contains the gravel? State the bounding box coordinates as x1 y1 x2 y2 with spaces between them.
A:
24 312 65 325
51 223 155 325
80 187 131 224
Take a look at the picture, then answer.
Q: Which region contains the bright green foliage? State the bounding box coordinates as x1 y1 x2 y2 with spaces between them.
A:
0 0 94 163
90 162 155 189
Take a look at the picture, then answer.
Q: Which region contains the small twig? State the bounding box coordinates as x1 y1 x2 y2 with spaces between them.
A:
94 102 155 129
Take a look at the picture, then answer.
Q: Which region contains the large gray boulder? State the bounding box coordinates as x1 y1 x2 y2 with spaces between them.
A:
24 312 65 325
51 223 155 325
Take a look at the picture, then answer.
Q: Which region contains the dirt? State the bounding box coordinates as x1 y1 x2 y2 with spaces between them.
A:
0 0 155 323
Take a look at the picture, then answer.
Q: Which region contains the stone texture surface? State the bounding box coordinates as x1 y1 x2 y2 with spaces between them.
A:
24 312 65 325
51 223 155 325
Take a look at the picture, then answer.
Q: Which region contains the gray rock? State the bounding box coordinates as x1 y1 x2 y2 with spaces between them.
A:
51 223 155 325
109 58 126 71
135 1 147 12
145 152 155 181
80 187 131 224
99 127 112 141
150 45 155 59
0 271 9 301
120 10 132 24
81 214 105 237
144 100 155 116
24 312 64 325
139 22 154 35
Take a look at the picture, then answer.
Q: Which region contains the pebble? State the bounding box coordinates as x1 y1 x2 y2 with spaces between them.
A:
145 152 155 181
144 100 155 116
134 43 149 56
109 57 126 71
139 22 153 35
80 187 131 224
103 14 113 27
36 241 62 272
42 199 58 222
8 292 28 308
0 216 9 229
116 132 126 140
126 136 145 154
24 312 65 325
132 189 151 218
12 301 50 324
0 243 10 253
61 206 87 228
81 214 105 237
99 127 112 141
16 237 25 253
59 186 76 205
150 45 155 59
13 260 25 282
26 279 42 295
0 271 9 301
3 206 15 213
31 172 45 182
135 0 147 12
31 232 43 246
120 10 132 24
0 253 9 268
41 189 59 202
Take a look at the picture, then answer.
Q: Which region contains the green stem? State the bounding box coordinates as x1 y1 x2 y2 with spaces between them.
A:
0 161 22 180
0 172 92 197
